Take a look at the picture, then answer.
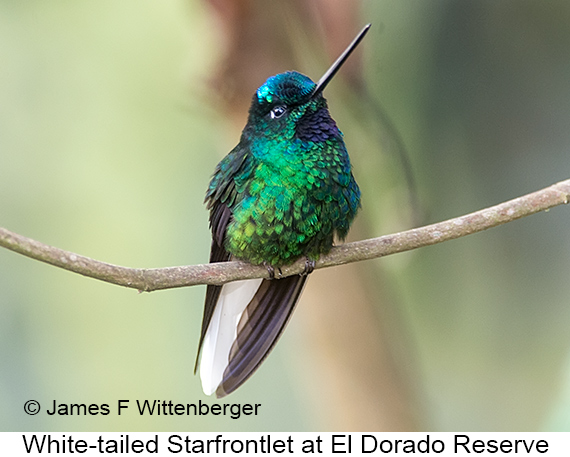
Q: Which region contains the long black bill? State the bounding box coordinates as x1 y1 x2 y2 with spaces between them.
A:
311 23 371 99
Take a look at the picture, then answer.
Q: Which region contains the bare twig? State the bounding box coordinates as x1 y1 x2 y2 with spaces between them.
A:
1 179 569 292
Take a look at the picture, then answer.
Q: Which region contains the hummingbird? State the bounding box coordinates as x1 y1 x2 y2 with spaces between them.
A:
195 24 370 398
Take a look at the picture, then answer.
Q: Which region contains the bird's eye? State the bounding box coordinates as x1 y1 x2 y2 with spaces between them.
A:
270 105 286 119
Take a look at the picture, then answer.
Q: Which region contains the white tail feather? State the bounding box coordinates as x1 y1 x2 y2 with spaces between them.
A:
200 278 263 395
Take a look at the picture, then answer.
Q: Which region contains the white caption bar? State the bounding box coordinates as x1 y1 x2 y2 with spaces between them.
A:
0 432 566 455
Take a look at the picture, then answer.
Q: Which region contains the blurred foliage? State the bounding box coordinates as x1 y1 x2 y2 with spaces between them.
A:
1 0 570 432
365 0 570 431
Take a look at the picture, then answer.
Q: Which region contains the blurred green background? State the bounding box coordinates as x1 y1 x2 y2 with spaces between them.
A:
1 0 570 431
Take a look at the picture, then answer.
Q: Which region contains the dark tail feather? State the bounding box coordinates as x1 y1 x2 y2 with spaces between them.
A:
215 274 308 397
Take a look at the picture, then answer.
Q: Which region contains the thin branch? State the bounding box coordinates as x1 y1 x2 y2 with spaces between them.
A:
1 179 569 292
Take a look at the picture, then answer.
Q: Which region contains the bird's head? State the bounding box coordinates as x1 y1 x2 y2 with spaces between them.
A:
241 24 371 145
243 71 326 143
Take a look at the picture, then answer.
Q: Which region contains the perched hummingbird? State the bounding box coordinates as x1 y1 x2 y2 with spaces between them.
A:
195 24 370 398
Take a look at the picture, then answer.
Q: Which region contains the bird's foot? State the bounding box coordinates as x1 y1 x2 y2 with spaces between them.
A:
264 263 275 279
264 262 283 280
302 258 316 276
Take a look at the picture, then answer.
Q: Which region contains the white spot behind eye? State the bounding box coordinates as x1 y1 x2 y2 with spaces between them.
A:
270 105 286 119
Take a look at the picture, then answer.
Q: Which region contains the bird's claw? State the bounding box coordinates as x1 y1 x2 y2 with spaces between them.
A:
264 263 283 280
264 263 275 279
302 258 316 276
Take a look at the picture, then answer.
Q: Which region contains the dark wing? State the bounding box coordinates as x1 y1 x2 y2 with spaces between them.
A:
215 274 308 397
194 144 250 373
193 202 231 373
